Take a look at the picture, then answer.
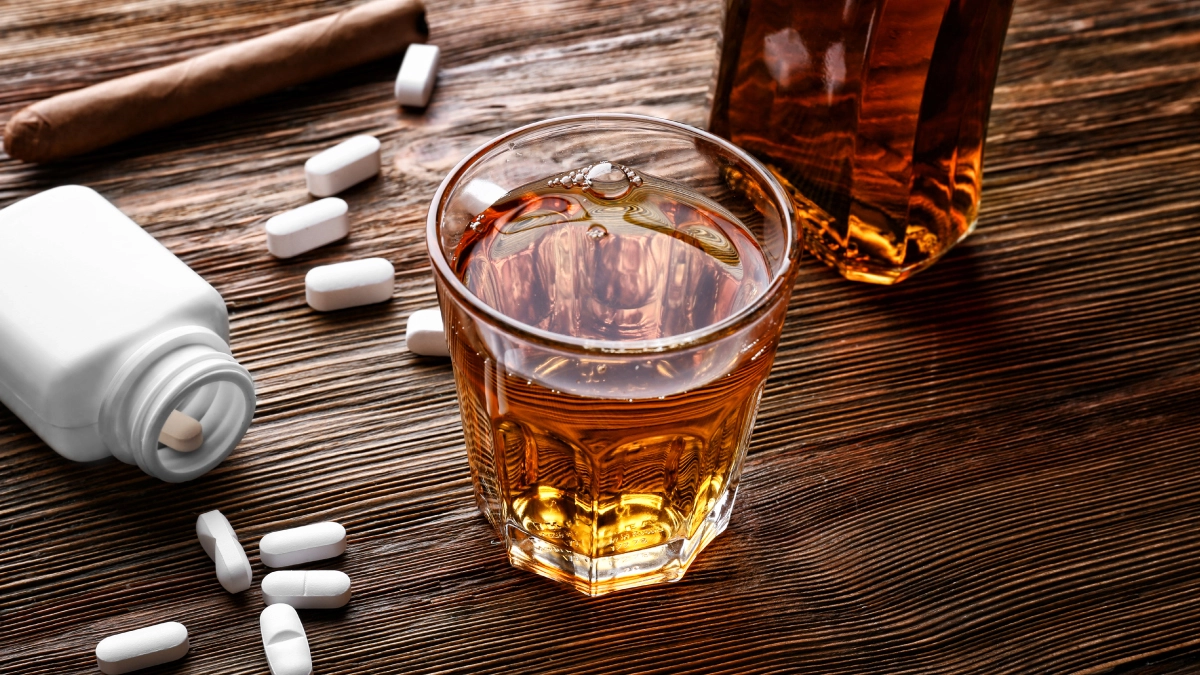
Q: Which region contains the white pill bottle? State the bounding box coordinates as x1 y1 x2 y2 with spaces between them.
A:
0 185 256 482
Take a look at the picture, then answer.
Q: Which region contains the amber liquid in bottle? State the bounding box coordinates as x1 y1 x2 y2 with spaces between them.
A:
710 0 1014 283
449 163 777 594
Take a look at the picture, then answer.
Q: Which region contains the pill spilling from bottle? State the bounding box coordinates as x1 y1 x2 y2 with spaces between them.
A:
266 197 350 259
262 570 352 609
261 603 313 675
159 410 203 452
95 621 189 675
394 43 440 107
305 258 395 311
305 135 381 198
196 510 253 594
260 521 348 568
405 308 450 357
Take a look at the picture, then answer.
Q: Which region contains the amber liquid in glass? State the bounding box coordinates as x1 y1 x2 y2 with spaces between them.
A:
710 0 1014 283
448 163 776 594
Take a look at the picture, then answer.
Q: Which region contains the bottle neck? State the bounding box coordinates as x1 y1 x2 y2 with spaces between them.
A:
99 327 256 483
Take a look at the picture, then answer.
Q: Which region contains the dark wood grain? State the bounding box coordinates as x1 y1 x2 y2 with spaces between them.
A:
2 0 1199 673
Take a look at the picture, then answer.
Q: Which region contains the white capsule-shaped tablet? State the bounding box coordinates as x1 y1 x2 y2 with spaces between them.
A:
305 258 394 311
266 198 350 259
196 510 253 594
394 43 440 107
261 604 312 675
96 621 189 675
405 308 449 357
260 521 347 568
305 135 381 197
262 570 352 609
459 178 507 216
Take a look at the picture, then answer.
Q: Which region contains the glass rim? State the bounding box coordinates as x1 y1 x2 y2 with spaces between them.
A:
425 112 798 355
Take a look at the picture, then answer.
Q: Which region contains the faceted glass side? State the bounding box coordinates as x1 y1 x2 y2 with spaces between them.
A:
449 338 767 596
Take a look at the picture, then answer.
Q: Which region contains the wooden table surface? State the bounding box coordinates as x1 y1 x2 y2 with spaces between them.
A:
2 0 1199 672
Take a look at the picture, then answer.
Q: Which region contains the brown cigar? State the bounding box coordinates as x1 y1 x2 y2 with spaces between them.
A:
3 0 427 163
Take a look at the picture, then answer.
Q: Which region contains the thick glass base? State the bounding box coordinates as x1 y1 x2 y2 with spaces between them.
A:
769 166 981 285
803 215 979 286
504 484 739 597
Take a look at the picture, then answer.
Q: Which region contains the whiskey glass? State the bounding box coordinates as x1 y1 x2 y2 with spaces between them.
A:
426 113 799 595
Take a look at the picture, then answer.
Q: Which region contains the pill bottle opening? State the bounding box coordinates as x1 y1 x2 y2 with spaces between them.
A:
100 327 257 483
153 379 252 474
135 357 255 483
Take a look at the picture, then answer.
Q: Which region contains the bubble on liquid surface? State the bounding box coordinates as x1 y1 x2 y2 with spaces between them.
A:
584 162 632 200
587 224 608 240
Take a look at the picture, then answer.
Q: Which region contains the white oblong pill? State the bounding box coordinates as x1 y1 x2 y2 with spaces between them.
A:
305 258 394 312
261 604 312 675
266 198 350 259
262 570 352 609
459 178 507 216
196 510 252 594
96 621 189 675
259 521 347 568
305 135 381 197
405 308 449 357
394 43 440 107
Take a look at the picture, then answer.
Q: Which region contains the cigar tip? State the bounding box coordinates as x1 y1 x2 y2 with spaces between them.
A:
4 107 51 163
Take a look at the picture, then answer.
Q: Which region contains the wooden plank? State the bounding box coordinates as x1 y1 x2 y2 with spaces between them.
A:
1 0 1199 672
